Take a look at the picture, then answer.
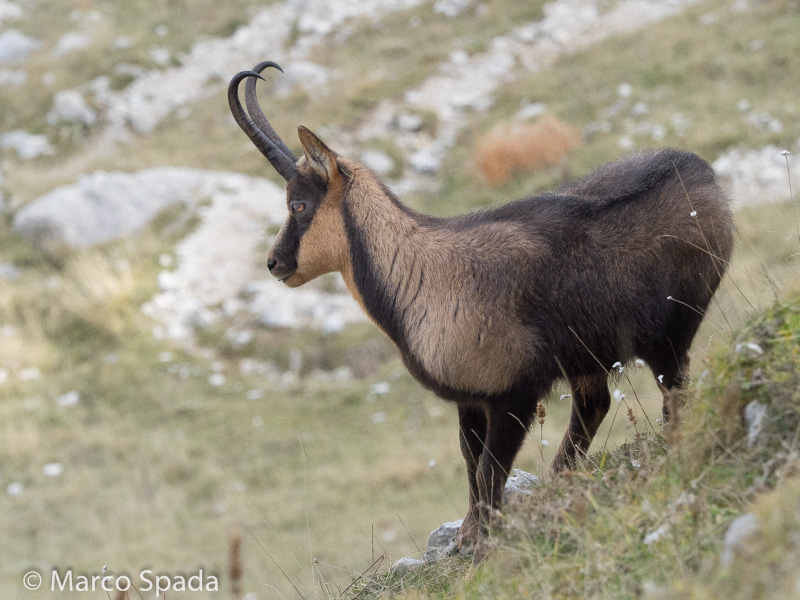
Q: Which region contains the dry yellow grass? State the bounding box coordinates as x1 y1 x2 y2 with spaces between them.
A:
473 115 581 185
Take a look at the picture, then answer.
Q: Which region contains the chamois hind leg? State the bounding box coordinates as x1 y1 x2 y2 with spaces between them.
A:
472 397 536 563
455 404 487 552
550 373 611 474
652 351 690 431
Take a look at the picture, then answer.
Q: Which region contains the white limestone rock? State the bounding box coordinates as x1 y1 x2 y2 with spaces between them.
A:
423 519 463 562
503 468 541 505
47 89 97 126
0 130 54 159
720 513 759 567
0 29 40 64
390 557 425 574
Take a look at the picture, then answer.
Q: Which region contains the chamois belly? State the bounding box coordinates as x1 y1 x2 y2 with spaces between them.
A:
403 305 531 396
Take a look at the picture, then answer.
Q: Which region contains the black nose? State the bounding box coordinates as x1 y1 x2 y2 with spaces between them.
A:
267 258 277 271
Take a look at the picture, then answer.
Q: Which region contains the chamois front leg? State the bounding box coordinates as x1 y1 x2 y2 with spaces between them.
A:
471 398 534 564
455 405 487 553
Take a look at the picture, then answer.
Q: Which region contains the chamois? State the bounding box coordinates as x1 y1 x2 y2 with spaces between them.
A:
228 62 734 559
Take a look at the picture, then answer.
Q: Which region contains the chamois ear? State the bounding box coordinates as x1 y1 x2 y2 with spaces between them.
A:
298 126 338 183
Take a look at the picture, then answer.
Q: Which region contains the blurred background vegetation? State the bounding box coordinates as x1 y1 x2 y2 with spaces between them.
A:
1 0 799 598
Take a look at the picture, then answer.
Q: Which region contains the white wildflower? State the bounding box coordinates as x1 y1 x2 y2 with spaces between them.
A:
631 459 641 469
781 150 791 156
541 440 550 446
559 394 572 400
634 358 646 368
428 460 436 468
613 389 625 403
690 210 697 217
658 374 664 383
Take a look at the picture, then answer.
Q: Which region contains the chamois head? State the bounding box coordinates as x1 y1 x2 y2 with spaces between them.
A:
228 62 354 287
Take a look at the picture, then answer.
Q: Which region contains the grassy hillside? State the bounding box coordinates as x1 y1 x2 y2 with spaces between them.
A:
348 295 800 599
1 0 800 598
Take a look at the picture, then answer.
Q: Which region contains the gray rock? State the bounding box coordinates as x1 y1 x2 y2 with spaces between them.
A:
408 149 441 175
12 167 244 248
390 557 424 574
395 112 425 132
0 29 40 64
360 149 395 175
47 89 97 127
271 59 329 97
503 468 541 505
0 1 23 25
418 469 540 564
129 171 364 340
423 519 462 562
111 36 131 50
0 130 54 159
744 400 768 448
53 32 91 57
514 102 547 122
735 340 764 357
720 513 759 567
433 0 472 18
0 68 25 86
389 469 543 569
0 263 20 280
713 145 800 207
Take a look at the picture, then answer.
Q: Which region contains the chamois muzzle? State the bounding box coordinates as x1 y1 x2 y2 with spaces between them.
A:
228 61 297 181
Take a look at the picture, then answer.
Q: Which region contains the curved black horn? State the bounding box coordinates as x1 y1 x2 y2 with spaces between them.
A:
228 70 296 181
246 61 298 162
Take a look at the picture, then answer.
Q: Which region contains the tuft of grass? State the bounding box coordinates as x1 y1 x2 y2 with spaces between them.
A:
472 115 581 185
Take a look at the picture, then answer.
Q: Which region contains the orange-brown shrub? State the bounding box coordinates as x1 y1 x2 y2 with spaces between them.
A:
473 115 582 185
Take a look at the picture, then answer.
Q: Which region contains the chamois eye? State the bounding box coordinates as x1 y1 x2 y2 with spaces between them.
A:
291 201 307 214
